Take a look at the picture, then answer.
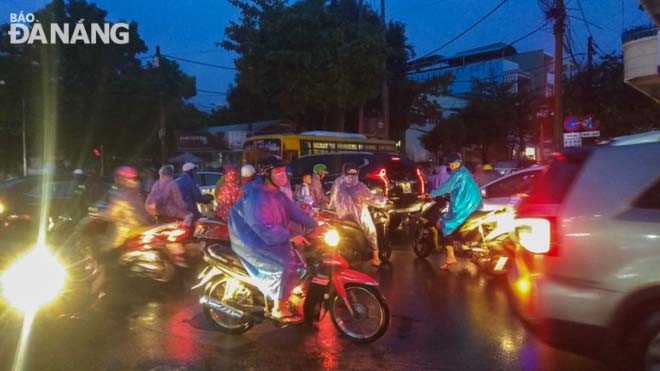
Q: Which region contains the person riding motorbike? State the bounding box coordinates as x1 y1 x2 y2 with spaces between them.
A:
329 162 387 266
214 165 242 223
100 166 152 251
429 153 483 270
311 163 329 208
145 165 192 225
228 156 317 322
176 162 213 220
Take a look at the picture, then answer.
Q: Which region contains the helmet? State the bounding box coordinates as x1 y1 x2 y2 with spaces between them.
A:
483 164 493 171
115 166 138 180
313 163 328 174
241 164 256 178
342 162 359 175
73 168 84 175
446 152 462 165
159 164 175 177
257 155 284 174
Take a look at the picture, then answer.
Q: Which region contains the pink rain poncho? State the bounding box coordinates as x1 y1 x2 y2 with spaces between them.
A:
329 176 386 251
229 177 317 300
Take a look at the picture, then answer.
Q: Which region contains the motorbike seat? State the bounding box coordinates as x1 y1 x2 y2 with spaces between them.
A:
206 244 248 273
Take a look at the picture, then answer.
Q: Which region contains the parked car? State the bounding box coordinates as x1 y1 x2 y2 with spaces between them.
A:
506 131 660 370
480 165 545 211
290 152 425 236
493 159 537 177
0 175 112 235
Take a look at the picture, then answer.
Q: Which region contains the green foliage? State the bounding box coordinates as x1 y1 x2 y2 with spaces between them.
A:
0 0 202 172
563 53 660 137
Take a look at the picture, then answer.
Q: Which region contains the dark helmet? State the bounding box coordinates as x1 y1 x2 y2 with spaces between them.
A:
342 162 359 175
257 155 285 174
446 152 462 165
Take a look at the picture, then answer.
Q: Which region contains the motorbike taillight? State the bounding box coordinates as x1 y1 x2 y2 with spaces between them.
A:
367 168 389 197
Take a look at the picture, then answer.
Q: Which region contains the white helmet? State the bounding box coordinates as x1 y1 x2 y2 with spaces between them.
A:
241 164 256 178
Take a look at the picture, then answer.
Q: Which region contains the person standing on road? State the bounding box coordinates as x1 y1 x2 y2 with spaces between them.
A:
176 162 213 221
430 153 483 270
311 163 329 208
145 165 192 225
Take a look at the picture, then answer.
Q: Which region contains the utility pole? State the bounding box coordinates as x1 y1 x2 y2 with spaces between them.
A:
551 0 566 151
358 0 364 134
155 46 167 163
586 36 595 113
21 97 27 176
381 0 390 139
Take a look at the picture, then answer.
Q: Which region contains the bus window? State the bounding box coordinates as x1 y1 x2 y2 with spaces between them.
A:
337 143 358 151
243 139 282 164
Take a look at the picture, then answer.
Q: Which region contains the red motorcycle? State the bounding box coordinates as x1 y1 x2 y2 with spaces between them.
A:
193 222 390 343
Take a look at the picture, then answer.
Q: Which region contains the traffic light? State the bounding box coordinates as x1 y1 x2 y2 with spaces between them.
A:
93 148 101 158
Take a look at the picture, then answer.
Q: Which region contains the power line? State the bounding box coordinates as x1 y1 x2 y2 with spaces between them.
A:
163 55 236 71
418 0 510 59
197 88 228 95
575 0 593 37
508 21 550 46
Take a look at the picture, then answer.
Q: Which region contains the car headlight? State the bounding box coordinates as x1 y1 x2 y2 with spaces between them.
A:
1 247 67 313
323 230 340 247
0 202 5 214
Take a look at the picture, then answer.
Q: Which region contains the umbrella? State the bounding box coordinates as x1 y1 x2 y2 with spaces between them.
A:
168 152 203 164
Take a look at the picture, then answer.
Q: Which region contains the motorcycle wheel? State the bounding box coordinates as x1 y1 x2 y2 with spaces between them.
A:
412 225 435 259
376 223 391 263
203 277 254 335
151 256 177 283
330 284 390 343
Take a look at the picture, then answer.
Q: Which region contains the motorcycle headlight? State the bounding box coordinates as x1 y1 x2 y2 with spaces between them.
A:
0 202 5 214
323 229 340 247
1 247 67 313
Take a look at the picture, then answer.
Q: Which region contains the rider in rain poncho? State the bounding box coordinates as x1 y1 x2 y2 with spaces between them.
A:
329 162 386 266
229 156 317 322
430 153 483 269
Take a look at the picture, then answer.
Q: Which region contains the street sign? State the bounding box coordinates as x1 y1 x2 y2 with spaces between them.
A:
563 116 581 132
563 132 582 147
581 116 600 130
581 130 600 138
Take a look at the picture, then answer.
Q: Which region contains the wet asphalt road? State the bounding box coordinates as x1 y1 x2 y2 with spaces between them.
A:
0 246 607 371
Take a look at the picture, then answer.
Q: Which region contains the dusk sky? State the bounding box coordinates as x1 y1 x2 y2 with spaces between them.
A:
0 0 651 113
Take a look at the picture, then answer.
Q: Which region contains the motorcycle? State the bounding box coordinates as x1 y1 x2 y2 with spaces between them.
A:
314 207 390 266
193 223 390 343
62 201 195 283
410 196 514 275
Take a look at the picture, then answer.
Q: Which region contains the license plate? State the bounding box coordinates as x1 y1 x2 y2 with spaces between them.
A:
401 182 412 194
494 256 508 272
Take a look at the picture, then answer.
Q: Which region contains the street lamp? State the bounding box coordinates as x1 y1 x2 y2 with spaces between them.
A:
0 80 27 177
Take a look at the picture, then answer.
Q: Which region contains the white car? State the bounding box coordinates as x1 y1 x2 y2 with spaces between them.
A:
507 131 660 370
480 166 545 211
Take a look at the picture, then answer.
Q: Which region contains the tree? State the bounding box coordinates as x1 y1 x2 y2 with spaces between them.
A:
563 53 660 137
223 0 389 131
0 0 201 171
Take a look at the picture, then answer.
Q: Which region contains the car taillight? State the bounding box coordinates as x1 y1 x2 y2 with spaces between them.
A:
416 168 425 194
367 168 389 197
516 218 551 254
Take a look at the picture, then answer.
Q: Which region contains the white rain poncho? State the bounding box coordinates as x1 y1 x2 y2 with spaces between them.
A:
329 175 386 251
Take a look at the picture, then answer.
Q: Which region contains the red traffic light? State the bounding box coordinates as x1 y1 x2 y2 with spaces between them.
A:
93 148 101 158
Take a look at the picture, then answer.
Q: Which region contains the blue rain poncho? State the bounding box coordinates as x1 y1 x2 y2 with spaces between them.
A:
229 177 317 301
430 166 483 236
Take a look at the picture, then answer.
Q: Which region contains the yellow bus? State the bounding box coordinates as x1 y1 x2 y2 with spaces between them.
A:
242 131 398 164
